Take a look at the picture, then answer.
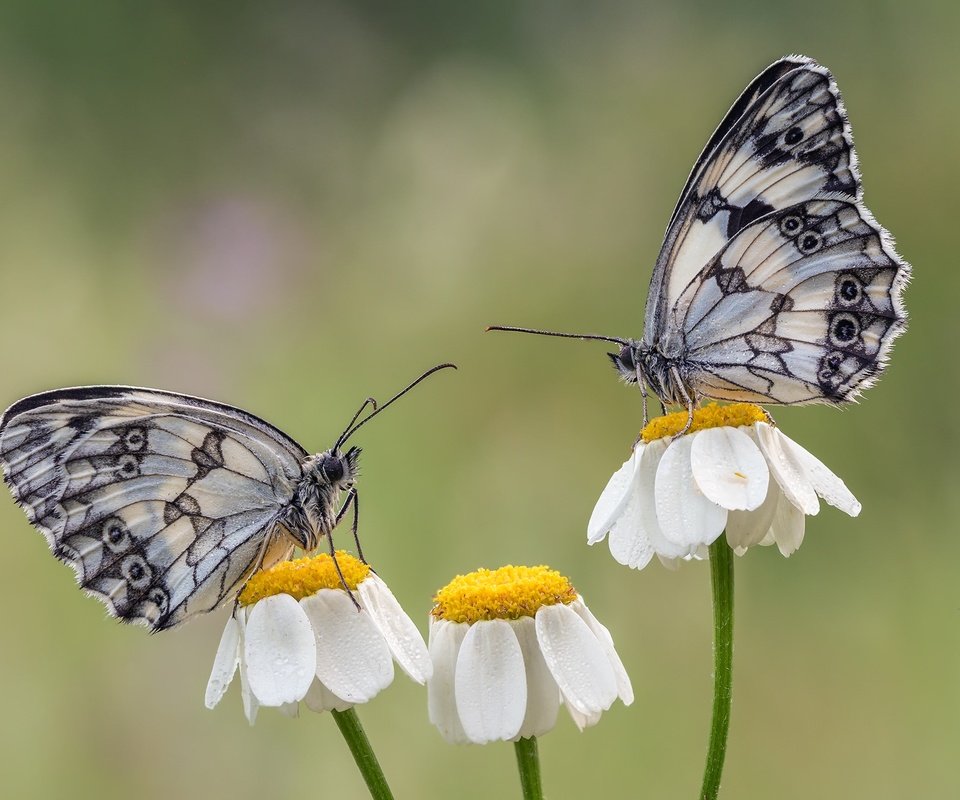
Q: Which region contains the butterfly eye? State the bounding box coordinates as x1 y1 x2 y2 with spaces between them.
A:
321 454 345 483
779 215 803 236
797 230 823 255
783 126 804 146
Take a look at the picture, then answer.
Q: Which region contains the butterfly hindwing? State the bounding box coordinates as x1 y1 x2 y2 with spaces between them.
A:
673 199 906 404
0 387 307 630
646 56 860 346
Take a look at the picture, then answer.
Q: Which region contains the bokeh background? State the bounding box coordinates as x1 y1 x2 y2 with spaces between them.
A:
0 2 955 798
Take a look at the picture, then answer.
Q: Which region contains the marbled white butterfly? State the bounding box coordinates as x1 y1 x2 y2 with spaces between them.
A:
0 364 455 631
490 55 909 429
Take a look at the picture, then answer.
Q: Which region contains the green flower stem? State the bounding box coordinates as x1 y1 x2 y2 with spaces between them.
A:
513 736 544 800
700 537 735 800
332 708 395 800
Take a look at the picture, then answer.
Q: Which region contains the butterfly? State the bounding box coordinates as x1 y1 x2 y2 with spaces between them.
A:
489 55 909 429
0 364 455 631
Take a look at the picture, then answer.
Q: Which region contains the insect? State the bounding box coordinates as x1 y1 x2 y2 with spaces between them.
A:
0 364 455 631
489 55 909 429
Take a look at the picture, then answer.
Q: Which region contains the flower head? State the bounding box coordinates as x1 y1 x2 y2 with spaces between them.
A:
589 404 861 568
205 552 431 723
427 565 632 744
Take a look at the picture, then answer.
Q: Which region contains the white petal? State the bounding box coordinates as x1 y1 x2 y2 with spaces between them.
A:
278 702 299 718
776 433 862 517
770 492 806 556
607 478 655 569
725 481 781 551
359 574 432 683
753 424 819 515
244 595 317 706
570 599 633 705
535 603 616 716
511 617 560 739
304 678 353 713
655 434 728 548
455 620 527 744
657 553 682 570
588 447 641 544
566 704 603 731
301 590 394 704
427 618 470 744
691 427 769 511
237 612 259 725
631 439 688 560
204 614 241 709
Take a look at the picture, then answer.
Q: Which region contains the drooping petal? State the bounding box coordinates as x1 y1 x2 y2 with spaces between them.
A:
277 702 299 718
776 432 862 517
565 704 603 731
606 473 655 569
535 603 616 716
588 447 642 544
204 614 241 709
358 574 432 683
753 423 819 515
655 434 727 549
303 678 353 713
570 599 633 705
769 492 806 556
244 594 316 706
691 427 769 511
301 590 394 704
627 438 688 561
726 481 781 552
454 620 527 744
236 612 258 725
427 618 470 744
511 616 560 739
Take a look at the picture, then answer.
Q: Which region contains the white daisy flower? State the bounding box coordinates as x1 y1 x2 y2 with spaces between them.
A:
588 404 862 568
427 565 633 744
204 551 432 723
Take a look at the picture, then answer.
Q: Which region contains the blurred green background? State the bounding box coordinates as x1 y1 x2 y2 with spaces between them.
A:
0 2 955 798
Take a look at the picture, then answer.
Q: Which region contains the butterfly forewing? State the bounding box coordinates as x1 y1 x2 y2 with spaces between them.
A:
0 387 308 630
646 56 861 348
674 199 905 404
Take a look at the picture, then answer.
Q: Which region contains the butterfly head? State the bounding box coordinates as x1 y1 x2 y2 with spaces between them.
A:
315 446 361 490
608 340 644 384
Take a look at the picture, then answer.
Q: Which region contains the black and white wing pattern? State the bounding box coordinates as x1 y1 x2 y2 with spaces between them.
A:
672 199 906 404
646 55 861 348
0 387 308 630
643 54 908 405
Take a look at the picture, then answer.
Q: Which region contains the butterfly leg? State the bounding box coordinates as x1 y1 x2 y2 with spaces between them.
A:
672 366 696 438
326 526 362 611
335 487 366 564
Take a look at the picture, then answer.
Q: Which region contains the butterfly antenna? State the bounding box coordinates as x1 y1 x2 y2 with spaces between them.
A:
486 325 628 346
333 397 378 451
338 363 457 446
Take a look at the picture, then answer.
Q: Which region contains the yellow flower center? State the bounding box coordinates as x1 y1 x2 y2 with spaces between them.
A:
238 551 370 606
431 565 578 624
640 402 768 443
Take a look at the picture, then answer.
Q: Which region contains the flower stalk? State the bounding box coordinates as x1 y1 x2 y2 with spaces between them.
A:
332 708 395 800
513 736 544 800
700 537 735 800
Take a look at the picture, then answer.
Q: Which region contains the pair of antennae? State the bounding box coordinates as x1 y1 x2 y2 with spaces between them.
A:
334 363 457 450
486 325 628 346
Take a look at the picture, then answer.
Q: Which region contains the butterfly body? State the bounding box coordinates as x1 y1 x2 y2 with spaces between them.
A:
490 55 909 420
281 447 360 552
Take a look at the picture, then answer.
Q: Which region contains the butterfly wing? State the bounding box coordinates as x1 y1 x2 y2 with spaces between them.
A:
673 199 908 404
0 387 308 630
645 55 860 347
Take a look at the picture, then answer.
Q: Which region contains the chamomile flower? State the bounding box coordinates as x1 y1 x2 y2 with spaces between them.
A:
204 551 431 723
427 565 633 744
589 404 861 568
